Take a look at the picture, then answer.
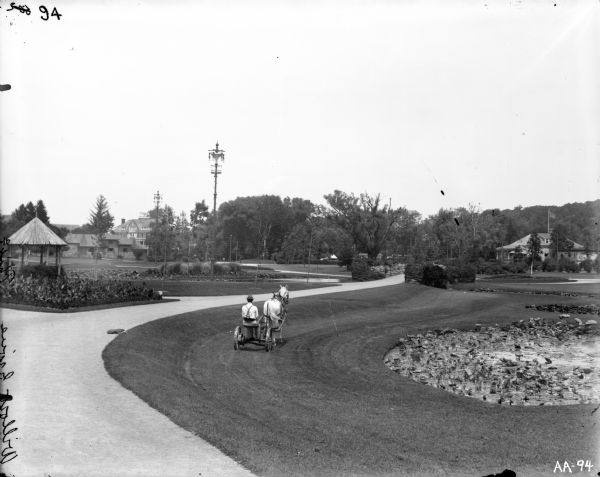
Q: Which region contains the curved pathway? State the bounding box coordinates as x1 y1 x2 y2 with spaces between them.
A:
1 275 404 477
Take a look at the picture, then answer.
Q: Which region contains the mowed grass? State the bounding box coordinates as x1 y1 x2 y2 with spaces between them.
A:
103 283 600 477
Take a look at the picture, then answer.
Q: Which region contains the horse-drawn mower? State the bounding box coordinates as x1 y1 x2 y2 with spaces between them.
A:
234 286 288 352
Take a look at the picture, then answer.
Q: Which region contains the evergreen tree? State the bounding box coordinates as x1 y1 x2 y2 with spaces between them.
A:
35 200 50 223
88 195 115 234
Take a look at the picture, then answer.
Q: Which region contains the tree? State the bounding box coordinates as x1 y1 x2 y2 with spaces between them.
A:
146 205 177 262
35 200 50 224
323 190 399 261
549 223 573 258
88 195 115 234
190 201 210 227
88 195 115 259
527 232 542 273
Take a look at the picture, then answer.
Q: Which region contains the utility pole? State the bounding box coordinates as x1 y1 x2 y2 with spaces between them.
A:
208 142 225 216
153 190 161 262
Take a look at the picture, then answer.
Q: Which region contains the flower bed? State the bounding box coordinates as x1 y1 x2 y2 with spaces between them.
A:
0 276 161 309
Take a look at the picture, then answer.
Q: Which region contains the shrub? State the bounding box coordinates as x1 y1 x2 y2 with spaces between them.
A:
581 259 593 273
594 256 600 273
350 257 385 281
479 261 504 275
167 262 182 275
557 256 579 273
191 262 211 275
421 263 448 289
502 262 528 274
404 263 424 282
133 249 144 261
445 263 476 283
542 260 556 272
213 262 230 275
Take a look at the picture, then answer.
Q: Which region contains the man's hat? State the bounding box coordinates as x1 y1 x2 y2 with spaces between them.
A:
247 295 254 301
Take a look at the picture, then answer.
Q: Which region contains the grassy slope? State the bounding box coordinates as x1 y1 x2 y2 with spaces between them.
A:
103 284 600 477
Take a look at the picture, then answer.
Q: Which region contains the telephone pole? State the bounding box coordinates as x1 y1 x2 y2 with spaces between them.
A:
152 190 161 261
208 142 225 215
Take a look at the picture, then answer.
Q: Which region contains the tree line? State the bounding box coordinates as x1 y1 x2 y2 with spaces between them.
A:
2 193 598 267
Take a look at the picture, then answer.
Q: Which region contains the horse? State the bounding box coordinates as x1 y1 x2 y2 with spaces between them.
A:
263 285 289 343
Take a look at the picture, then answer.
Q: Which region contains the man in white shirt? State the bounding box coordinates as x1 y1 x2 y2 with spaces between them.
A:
242 295 259 340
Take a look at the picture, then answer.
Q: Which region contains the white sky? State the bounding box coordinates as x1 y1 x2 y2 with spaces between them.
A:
1 0 599 225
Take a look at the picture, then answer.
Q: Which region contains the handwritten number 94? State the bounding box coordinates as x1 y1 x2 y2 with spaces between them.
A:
39 5 62 20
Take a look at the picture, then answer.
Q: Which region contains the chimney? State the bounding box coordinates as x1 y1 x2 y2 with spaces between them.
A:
121 218 125 225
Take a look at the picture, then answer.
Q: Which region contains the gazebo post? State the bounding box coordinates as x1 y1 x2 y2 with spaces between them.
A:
40 245 44 265
20 245 25 271
56 245 62 276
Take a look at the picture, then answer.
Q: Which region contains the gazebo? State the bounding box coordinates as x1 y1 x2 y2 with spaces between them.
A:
8 217 68 272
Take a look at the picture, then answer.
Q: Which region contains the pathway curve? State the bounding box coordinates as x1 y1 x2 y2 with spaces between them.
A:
1 275 404 477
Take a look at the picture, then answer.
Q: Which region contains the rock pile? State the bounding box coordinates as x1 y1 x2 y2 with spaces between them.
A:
384 317 599 406
469 287 582 297
525 304 600 315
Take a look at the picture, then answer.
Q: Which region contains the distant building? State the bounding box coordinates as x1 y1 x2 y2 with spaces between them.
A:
64 233 148 260
112 217 154 247
496 233 596 263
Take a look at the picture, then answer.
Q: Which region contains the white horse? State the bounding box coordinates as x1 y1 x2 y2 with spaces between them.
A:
263 285 289 341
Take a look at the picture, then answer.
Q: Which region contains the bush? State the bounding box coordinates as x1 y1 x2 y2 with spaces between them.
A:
133 249 144 261
404 263 424 282
581 259 593 273
542 260 557 272
191 262 211 275
213 262 230 275
445 263 476 283
350 257 385 281
168 262 182 275
502 262 528 274
421 263 448 289
557 256 579 273
478 261 504 275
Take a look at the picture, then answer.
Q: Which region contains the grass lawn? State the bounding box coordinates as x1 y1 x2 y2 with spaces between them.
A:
103 281 599 477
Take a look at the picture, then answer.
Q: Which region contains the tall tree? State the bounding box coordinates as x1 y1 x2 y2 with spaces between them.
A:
527 232 542 273
88 195 114 258
549 223 573 258
324 190 399 260
35 200 50 223
190 201 210 227
88 195 115 234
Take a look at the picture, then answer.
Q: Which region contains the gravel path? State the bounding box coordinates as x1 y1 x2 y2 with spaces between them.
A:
1 275 404 477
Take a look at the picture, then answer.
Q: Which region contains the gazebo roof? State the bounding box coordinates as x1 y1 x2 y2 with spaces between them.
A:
8 217 67 246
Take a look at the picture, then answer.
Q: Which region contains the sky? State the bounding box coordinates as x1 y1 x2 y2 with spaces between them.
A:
1 0 599 225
